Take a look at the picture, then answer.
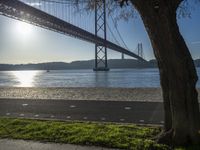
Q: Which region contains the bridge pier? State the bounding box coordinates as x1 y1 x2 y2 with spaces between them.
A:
93 0 109 71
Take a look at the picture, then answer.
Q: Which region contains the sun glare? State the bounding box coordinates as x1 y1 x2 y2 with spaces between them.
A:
12 71 38 87
15 21 33 37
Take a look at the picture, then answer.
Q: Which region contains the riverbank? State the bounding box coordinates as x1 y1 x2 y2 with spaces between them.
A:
0 87 200 102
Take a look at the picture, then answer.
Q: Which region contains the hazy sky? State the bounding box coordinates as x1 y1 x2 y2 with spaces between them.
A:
0 2 200 64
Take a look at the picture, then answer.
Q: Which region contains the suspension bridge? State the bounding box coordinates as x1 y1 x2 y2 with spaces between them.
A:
0 0 146 71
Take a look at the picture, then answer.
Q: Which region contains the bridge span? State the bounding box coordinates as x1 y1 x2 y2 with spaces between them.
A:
0 0 146 70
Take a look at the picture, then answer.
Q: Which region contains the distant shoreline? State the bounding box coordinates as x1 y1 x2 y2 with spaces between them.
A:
0 59 156 71
0 59 200 71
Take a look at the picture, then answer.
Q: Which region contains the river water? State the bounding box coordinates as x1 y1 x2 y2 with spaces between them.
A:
0 68 200 88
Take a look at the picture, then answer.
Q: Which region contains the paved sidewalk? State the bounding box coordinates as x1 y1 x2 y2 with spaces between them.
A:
0 98 165 124
0 139 120 150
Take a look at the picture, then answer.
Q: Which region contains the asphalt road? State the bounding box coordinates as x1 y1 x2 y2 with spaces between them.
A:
0 99 165 125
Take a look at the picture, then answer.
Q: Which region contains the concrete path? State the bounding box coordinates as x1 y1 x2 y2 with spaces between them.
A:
0 98 165 124
0 98 166 124
0 139 118 150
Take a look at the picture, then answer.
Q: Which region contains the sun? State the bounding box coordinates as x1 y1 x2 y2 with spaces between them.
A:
15 21 33 37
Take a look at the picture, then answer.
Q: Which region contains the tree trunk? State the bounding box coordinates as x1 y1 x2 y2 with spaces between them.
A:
131 0 200 146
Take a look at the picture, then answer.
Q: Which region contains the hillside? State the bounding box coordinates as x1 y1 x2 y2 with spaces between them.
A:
0 59 199 71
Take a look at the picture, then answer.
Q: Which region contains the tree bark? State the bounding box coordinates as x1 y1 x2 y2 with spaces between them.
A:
131 0 200 146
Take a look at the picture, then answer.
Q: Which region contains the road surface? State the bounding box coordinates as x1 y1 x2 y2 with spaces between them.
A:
0 99 165 124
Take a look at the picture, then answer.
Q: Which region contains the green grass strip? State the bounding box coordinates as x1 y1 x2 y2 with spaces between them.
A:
1 117 199 150
1 118 200 150
0 117 170 150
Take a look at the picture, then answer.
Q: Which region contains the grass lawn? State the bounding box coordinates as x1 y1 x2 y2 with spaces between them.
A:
0 118 199 150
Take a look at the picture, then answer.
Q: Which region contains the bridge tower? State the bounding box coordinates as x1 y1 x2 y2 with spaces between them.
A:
93 0 109 71
137 43 144 59
121 53 125 60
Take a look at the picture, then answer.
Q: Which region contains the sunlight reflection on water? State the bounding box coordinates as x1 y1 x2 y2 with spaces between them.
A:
12 71 39 87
